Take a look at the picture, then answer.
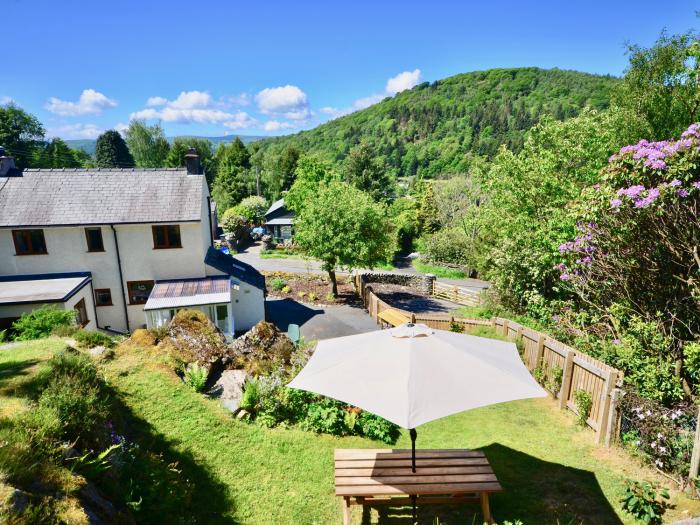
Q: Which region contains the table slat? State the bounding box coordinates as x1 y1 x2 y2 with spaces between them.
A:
336 465 494 477
336 481 503 497
336 473 498 486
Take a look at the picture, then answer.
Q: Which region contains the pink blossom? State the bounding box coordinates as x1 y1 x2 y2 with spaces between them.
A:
610 198 622 208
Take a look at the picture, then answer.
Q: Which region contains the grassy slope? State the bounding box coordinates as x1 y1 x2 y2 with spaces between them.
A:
3 340 699 524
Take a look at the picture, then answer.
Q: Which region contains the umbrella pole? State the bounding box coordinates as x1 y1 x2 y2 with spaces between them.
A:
409 428 417 473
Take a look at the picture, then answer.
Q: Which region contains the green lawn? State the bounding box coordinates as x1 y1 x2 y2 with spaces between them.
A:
412 259 467 279
2 340 698 524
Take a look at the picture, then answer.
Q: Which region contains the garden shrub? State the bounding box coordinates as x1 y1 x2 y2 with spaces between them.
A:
573 389 592 426
12 306 75 341
620 479 669 524
308 292 317 301
183 363 208 392
302 398 348 435
546 365 563 394
73 329 116 349
619 390 695 478
239 377 261 412
359 411 401 444
129 328 157 348
270 277 286 291
449 321 464 333
282 285 291 294
51 324 78 338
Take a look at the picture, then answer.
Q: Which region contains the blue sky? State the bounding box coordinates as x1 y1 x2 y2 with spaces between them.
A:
3 1 696 140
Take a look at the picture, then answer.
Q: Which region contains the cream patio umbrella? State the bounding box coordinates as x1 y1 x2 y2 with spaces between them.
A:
288 323 547 471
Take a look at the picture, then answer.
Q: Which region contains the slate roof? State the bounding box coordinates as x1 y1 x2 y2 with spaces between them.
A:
0 168 204 227
265 198 286 217
204 247 266 289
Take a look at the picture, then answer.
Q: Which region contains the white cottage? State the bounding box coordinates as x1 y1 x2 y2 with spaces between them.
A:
0 148 265 336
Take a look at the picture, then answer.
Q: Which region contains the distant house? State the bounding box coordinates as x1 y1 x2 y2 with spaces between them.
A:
264 198 295 242
0 148 265 336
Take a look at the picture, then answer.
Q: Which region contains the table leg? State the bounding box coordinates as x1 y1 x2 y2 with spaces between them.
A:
342 496 351 525
480 493 493 524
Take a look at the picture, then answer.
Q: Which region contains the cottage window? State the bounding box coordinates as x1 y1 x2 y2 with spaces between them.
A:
85 227 105 252
127 280 154 305
12 229 47 255
74 298 88 327
152 225 182 249
94 288 112 306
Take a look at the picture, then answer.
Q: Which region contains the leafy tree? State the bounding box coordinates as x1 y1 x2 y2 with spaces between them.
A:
343 141 395 201
477 108 643 311
279 146 301 191
221 208 248 241
558 123 700 400
284 156 339 213
211 138 254 210
166 137 216 182
416 180 440 235
614 31 700 140
31 138 82 168
124 120 170 167
0 103 45 169
389 197 419 253
294 181 394 295
231 195 268 224
95 130 134 168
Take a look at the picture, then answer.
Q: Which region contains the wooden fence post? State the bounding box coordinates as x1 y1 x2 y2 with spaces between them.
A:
603 388 622 447
534 333 545 371
596 371 618 445
502 319 509 338
558 349 576 410
689 406 700 480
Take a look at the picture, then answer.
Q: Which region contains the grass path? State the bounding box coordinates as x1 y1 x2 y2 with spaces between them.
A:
3 340 699 524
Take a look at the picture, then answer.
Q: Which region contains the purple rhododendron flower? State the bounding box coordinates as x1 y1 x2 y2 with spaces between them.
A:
559 273 571 281
693 181 700 190
617 185 645 198
610 198 622 208
634 187 660 208
677 188 690 198
669 179 682 187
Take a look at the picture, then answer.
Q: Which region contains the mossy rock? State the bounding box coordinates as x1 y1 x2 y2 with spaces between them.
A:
224 321 294 375
127 329 157 348
167 309 228 366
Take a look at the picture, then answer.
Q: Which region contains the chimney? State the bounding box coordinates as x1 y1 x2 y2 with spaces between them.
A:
0 147 19 177
184 148 201 175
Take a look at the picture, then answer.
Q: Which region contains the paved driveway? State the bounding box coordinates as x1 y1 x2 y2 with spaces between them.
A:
266 298 378 341
236 242 490 292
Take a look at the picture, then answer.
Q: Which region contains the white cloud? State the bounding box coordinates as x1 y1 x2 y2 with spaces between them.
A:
46 123 104 140
0 96 14 105
220 93 251 107
168 90 212 109
255 85 310 120
45 89 117 116
146 96 168 107
223 112 258 130
354 93 386 110
263 120 295 132
132 91 257 127
385 69 422 95
114 122 129 135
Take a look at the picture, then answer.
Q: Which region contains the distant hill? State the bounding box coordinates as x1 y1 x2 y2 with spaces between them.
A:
66 134 266 155
254 67 618 179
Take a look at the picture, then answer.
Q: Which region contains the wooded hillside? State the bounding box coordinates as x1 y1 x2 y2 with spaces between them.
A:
255 67 618 179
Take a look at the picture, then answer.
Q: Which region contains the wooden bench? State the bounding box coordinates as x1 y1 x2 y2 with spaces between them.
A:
335 448 502 524
377 308 411 328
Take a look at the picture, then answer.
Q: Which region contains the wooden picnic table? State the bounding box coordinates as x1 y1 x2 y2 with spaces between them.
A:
377 308 411 328
335 448 502 524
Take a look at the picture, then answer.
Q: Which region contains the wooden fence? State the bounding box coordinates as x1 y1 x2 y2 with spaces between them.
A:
356 276 624 445
432 281 482 307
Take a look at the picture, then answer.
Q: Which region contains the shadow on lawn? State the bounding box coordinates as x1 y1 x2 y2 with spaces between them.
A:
108 388 238 525
3 352 237 525
361 443 623 525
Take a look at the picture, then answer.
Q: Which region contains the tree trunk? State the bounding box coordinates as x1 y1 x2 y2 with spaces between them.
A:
328 270 338 297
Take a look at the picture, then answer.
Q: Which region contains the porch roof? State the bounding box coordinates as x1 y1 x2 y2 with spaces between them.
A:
0 272 91 305
143 276 230 311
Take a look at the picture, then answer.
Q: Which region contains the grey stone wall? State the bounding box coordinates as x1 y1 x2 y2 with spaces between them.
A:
355 271 436 296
